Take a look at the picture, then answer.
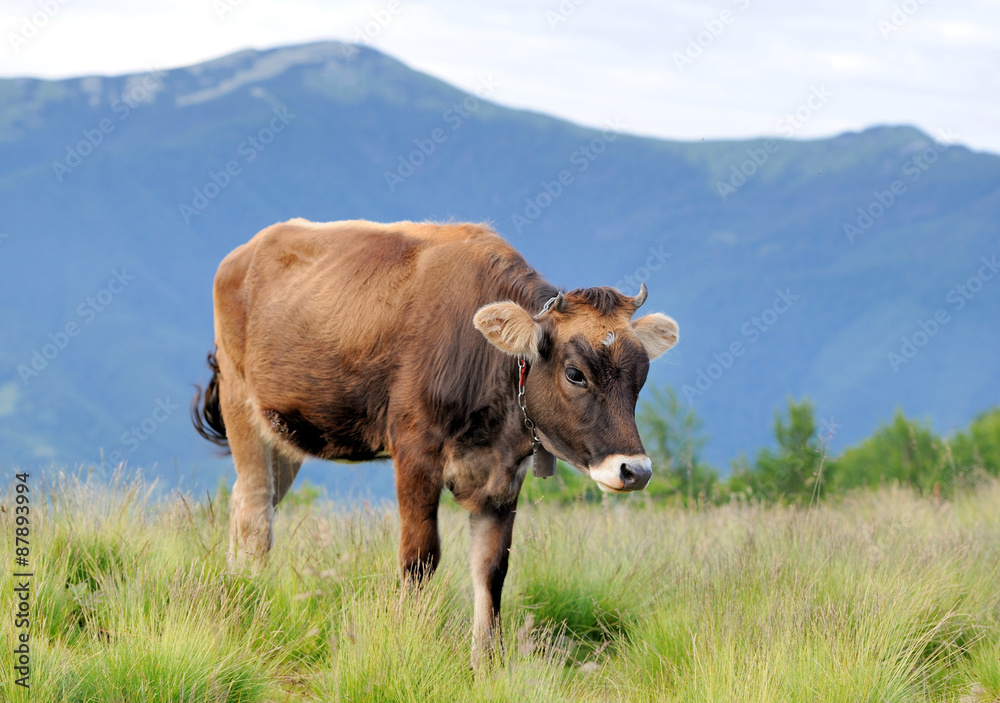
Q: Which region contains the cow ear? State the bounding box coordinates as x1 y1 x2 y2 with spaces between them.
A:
631 313 678 360
473 301 541 360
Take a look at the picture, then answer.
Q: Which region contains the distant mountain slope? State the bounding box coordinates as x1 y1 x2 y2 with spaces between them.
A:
1 41 998 494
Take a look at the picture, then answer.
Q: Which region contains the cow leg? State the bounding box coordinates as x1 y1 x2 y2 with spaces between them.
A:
217 353 276 566
394 452 443 584
228 439 277 566
469 503 517 668
230 442 303 563
271 448 304 507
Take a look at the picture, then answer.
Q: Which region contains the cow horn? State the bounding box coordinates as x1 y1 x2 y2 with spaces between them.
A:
632 283 648 310
552 292 565 312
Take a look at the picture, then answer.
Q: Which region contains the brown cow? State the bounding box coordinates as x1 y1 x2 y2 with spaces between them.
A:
192 218 678 666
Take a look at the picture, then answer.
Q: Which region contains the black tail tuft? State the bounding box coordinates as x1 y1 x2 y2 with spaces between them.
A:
192 352 230 453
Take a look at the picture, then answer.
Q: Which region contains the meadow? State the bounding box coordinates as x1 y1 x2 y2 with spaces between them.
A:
2 470 999 702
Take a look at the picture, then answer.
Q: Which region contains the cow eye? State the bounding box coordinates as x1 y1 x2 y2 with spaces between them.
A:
565 366 587 387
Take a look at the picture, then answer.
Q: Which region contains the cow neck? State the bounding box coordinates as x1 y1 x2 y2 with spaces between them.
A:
516 292 556 442
516 356 555 478
516 357 538 443
515 293 559 478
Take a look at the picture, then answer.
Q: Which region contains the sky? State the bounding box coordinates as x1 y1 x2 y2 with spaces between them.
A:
1 0 998 153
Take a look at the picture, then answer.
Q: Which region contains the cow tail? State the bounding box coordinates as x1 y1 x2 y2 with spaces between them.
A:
192 352 230 452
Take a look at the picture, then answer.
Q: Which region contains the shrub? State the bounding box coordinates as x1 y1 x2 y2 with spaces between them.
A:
727 397 825 503
950 407 1000 477
830 409 949 494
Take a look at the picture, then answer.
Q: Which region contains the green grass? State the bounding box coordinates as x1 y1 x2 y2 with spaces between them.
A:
2 471 1000 702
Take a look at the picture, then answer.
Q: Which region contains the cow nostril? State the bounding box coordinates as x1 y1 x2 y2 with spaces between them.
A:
620 463 634 485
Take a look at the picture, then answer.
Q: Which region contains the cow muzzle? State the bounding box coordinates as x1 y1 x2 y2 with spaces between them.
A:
588 454 652 493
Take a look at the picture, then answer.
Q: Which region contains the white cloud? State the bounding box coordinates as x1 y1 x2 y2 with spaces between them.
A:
0 0 997 153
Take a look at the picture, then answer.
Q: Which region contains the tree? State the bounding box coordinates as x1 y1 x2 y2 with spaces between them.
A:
830 409 946 493
637 386 716 503
950 407 1000 479
735 397 824 503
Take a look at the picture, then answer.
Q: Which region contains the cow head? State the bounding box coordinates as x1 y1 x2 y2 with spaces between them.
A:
473 285 678 492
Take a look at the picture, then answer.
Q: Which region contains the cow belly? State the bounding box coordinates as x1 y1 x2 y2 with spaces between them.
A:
261 406 388 462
